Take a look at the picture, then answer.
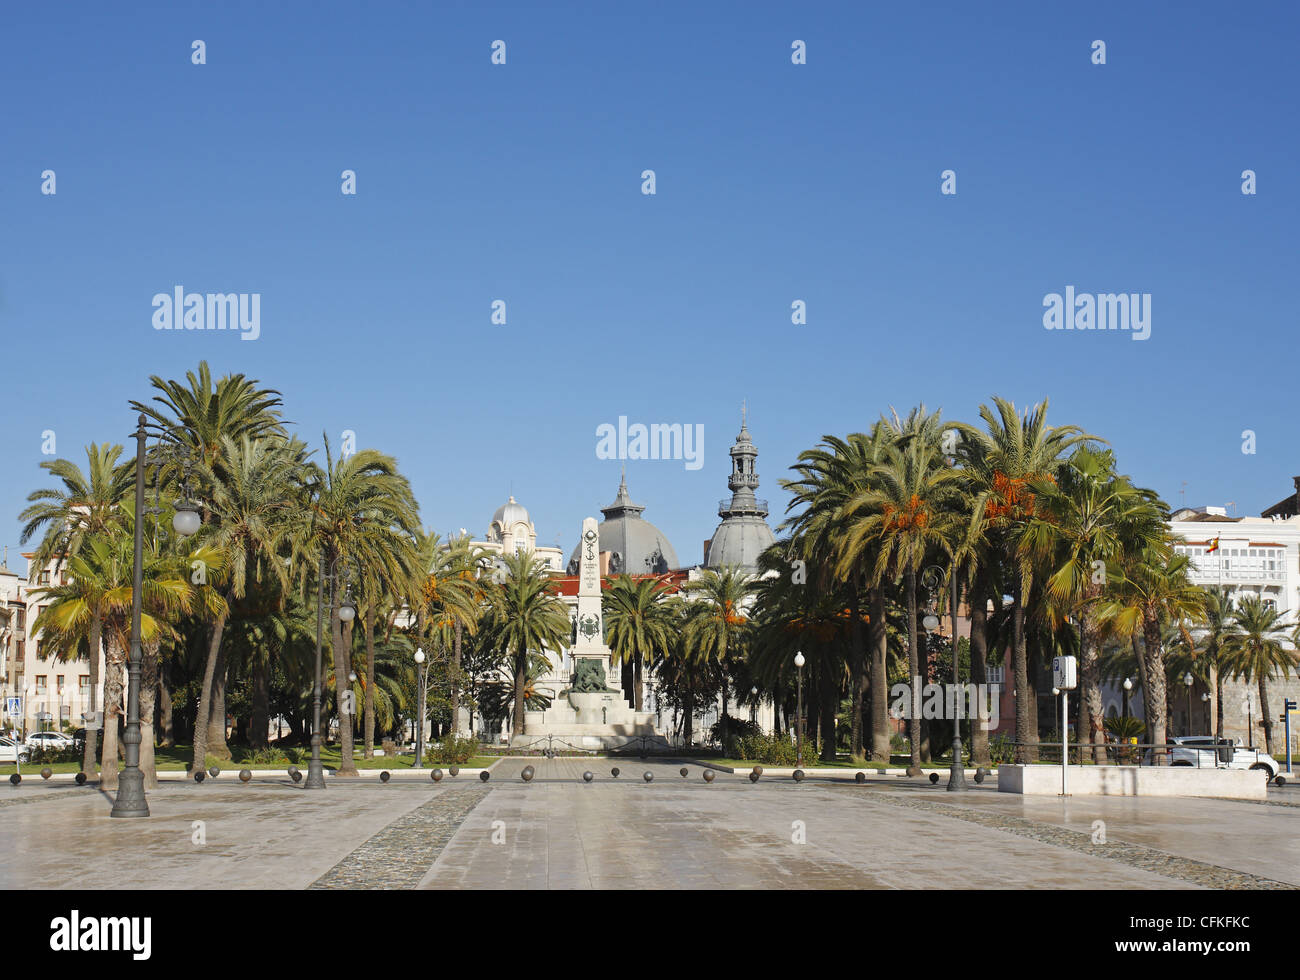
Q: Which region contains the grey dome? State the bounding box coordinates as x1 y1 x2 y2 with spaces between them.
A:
567 477 679 575
705 515 775 570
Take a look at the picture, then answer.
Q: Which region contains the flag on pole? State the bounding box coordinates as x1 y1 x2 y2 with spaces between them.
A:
1206 537 1220 554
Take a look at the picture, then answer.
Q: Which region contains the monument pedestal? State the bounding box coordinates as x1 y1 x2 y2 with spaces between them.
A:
509 515 664 751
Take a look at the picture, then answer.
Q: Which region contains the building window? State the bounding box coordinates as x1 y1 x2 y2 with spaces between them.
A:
79 675 90 696
36 676 47 694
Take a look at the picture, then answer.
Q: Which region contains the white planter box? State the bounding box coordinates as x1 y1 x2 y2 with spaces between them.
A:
998 764 1266 799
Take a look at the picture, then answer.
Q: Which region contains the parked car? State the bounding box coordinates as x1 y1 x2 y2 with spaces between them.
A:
1146 736 1286 784
0 736 32 764
25 731 73 750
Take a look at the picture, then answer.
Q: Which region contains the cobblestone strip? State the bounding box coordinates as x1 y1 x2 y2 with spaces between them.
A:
865 791 1294 890
309 785 490 890
0 788 93 808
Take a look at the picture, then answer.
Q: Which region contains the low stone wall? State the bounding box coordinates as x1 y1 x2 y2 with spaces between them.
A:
998 764 1266 799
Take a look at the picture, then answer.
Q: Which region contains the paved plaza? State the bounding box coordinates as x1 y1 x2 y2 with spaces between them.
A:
2 758 1296 890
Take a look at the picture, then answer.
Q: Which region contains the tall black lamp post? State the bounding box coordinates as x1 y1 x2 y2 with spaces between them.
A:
305 557 353 790
794 651 805 767
413 648 427 767
1183 672 1194 736
922 564 966 791
112 414 201 818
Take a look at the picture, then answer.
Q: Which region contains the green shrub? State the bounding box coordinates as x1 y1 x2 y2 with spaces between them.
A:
425 734 478 765
236 746 302 766
987 733 1016 766
737 733 820 766
889 732 906 753
30 744 81 765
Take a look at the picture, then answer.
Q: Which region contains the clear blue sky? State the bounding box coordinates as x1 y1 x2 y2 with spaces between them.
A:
2 1 1297 567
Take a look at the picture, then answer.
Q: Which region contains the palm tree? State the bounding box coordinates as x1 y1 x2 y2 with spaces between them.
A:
957 397 1092 763
19 442 134 774
1097 546 1206 753
190 435 300 768
1223 596 1297 756
29 517 225 786
749 553 860 761
415 531 484 740
840 406 962 774
781 426 894 761
131 363 286 762
604 574 675 712
682 566 755 739
483 551 569 738
294 440 420 775
1194 588 1236 738
1022 447 1165 761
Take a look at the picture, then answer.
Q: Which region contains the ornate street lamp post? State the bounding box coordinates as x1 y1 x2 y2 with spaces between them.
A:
1122 677 1132 720
305 558 353 790
1184 672 1194 736
922 565 966 791
113 415 201 818
414 648 427 767
794 651 805 767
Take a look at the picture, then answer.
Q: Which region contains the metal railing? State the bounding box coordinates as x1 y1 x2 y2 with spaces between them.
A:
1004 739 1281 771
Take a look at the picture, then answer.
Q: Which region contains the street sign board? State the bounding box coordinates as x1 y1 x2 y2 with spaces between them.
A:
4 697 19 715
1052 655 1078 690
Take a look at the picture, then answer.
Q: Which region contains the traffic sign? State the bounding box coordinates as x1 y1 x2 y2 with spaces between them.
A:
4 697 19 715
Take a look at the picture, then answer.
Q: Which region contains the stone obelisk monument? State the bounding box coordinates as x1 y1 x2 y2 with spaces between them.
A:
514 516 663 748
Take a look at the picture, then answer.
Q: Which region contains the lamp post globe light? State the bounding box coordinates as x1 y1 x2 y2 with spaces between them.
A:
113 415 202 818
1184 672 1194 736
413 648 427 768
305 559 354 790
1201 692 1211 736
793 651 805 768
1122 677 1132 720
921 563 967 791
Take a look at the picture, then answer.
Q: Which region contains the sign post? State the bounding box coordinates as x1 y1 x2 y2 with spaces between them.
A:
1052 656 1078 796
1284 699 1296 775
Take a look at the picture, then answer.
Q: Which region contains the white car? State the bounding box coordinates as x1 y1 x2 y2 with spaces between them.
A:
1159 736 1286 784
0 736 32 764
25 731 73 750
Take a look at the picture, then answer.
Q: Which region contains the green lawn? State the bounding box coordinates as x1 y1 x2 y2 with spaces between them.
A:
1 743 497 775
709 754 983 770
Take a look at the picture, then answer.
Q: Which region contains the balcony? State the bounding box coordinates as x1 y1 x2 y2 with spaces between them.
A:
1183 554 1287 584
719 498 769 517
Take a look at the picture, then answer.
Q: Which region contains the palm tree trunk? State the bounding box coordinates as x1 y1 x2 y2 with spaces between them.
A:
83 614 103 775
906 567 923 775
1258 676 1274 756
363 606 376 759
191 608 228 773
1080 609 1106 764
101 640 125 790
250 656 269 750
511 648 528 739
331 586 358 776
1215 666 1224 739
968 582 991 768
869 590 890 761
1141 610 1168 759
159 654 175 748
139 640 160 789
683 669 695 746
451 622 463 734
849 586 865 758
206 645 231 759
1012 571 1035 764
634 656 643 712
820 690 836 763
719 668 729 741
